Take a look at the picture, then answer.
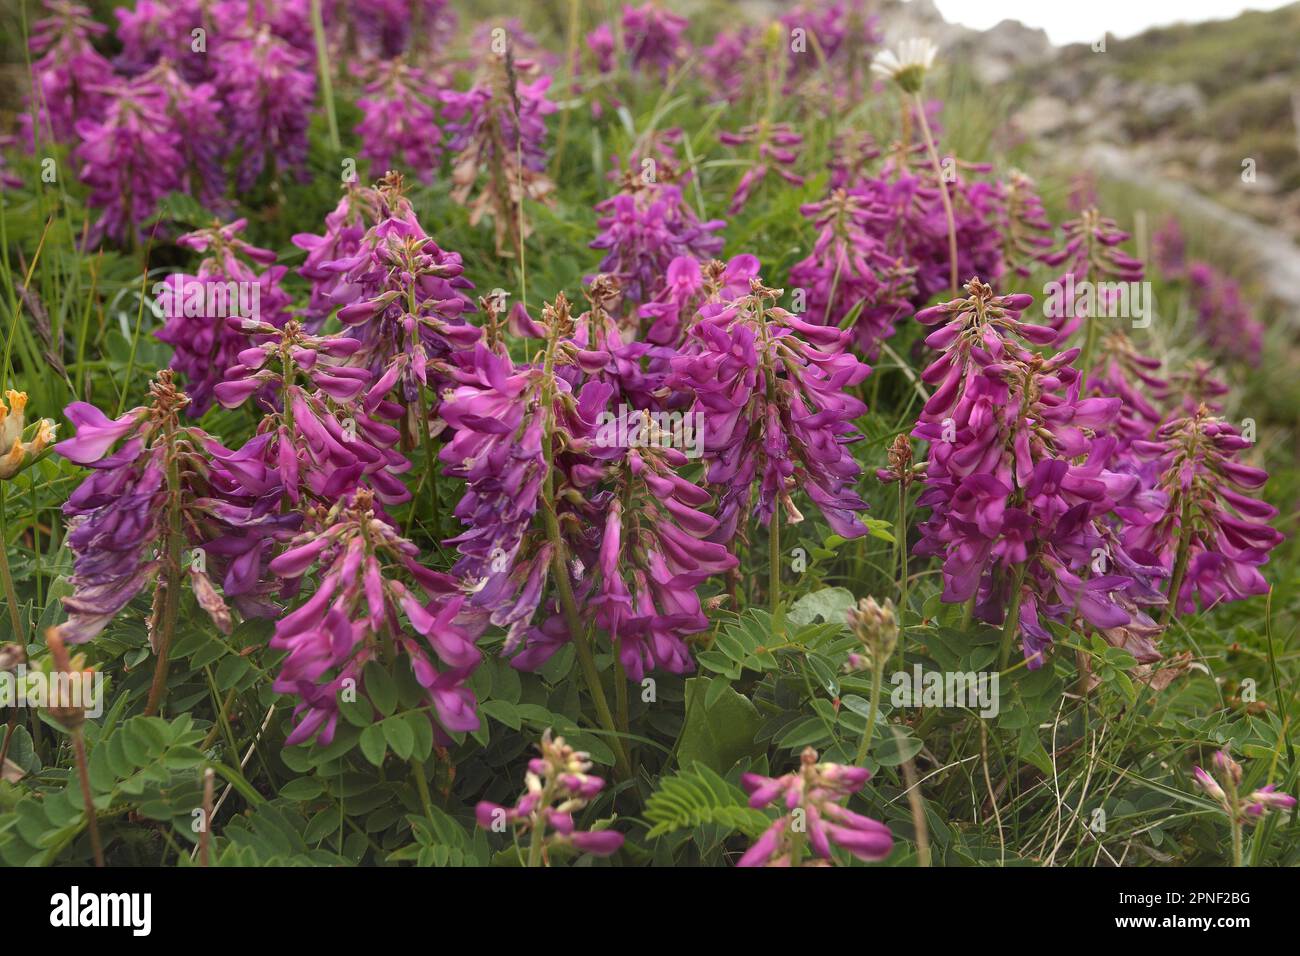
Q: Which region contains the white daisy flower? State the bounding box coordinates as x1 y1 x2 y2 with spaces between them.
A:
871 38 938 93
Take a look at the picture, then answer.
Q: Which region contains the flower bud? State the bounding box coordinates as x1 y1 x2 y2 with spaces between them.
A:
847 596 899 666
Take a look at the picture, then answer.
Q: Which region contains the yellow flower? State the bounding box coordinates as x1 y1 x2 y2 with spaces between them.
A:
0 390 57 479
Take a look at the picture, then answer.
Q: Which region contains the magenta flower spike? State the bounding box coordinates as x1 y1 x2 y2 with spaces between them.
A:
1125 406 1283 616
475 730 623 865
268 489 483 746
156 219 293 415
669 276 871 541
738 747 892 867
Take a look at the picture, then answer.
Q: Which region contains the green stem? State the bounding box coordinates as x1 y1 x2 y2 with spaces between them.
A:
897 479 909 668
913 92 959 296
1161 502 1194 627
538 331 631 781
309 0 340 153
71 729 104 866
855 661 885 765
769 507 781 634
410 759 435 821
0 483 24 643
999 564 1028 671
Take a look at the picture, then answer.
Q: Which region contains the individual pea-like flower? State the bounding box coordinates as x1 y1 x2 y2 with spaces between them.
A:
719 122 805 215
870 37 937 93
440 48 556 254
739 747 893 867
1125 406 1283 615
74 77 185 245
669 277 871 541
1193 749 1296 823
0 391 57 480
475 730 623 864
354 59 442 185
268 489 482 746
155 218 293 416
214 25 315 192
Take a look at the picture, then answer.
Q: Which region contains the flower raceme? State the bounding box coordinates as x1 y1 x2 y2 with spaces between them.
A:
739 747 893 867
155 218 293 416
213 318 413 508
475 730 623 864
354 59 443 185
910 279 1162 665
268 490 482 745
1125 407 1283 614
670 277 871 541
440 47 556 254
51 373 293 645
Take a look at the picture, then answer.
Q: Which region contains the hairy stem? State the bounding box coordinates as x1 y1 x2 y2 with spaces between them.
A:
144 418 185 716
71 729 103 866
913 92 959 296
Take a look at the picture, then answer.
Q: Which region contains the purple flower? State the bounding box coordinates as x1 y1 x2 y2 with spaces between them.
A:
354 59 442 185
475 730 623 863
214 318 412 508
590 170 724 307
789 187 916 358
584 448 738 681
669 277 871 540
51 373 287 644
320 205 477 413
74 77 184 245
738 747 892 867
155 219 293 415
719 122 804 215
292 179 398 328
1186 262 1264 367
268 489 481 745
214 25 315 192
23 0 114 145
619 3 690 78
440 50 556 253
910 280 1159 666
1042 208 1144 343
1125 407 1282 615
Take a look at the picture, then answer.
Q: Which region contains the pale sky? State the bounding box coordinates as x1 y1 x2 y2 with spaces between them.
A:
930 0 1297 45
